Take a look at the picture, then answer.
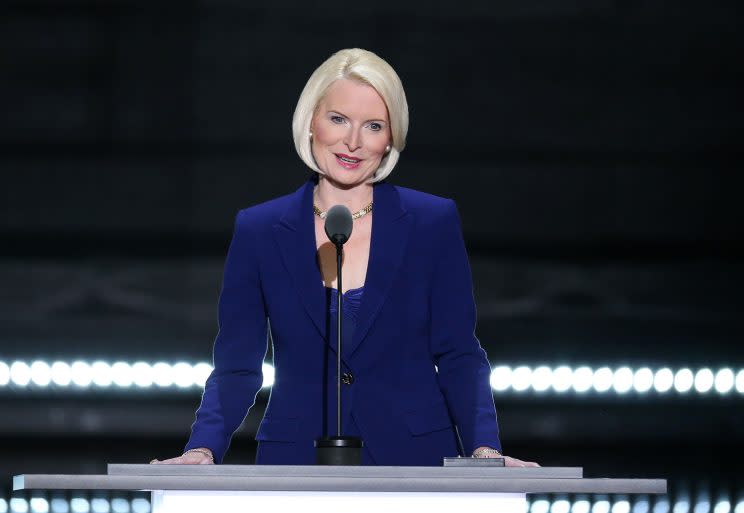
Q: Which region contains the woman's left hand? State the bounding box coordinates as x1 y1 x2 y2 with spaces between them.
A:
473 446 540 467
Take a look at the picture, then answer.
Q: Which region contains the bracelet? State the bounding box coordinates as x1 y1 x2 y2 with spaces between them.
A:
183 448 214 462
472 447 502 458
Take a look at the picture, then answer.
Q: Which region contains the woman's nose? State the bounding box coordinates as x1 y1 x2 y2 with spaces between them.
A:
344 127 361 152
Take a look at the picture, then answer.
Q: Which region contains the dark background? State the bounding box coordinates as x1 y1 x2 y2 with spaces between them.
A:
2 0 742 507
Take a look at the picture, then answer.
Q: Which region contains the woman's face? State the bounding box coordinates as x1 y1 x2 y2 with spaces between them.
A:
310 78 391 188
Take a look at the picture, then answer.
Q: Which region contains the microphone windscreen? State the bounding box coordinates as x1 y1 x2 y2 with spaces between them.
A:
324 205 353 245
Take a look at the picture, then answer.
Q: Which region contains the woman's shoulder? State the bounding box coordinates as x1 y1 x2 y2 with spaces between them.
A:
392 184 458 220
233 189 301 229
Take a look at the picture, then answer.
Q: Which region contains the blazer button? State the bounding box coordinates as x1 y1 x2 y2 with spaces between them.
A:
341 372 354 385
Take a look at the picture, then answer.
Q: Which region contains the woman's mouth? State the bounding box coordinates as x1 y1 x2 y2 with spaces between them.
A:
335 153 363 170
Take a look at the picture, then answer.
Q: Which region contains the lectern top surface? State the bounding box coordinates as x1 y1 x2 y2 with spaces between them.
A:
107 464 582 479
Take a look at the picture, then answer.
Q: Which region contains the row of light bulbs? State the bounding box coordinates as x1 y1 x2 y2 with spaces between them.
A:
0 360 742 395
1 497 741 513
0 497 149 513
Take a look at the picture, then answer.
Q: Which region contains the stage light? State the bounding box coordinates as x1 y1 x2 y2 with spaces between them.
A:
735 371 744 394
90 361 112 387
551 366 573 393
262 363 276 388
51 362 72 387
0 498 6 513
70 361 93 387
694 369 714 394
634 499 651 513
633 368 654 393
132 362 154 388
654 368 674 393
572 500 592 513
152 362 173 387
512 366 532 392
490 366 512 391
674 500 691 513
613 501 631 513
694 501 711 513
111 362 133 388
30 498 49 513
713 502 730 513
10 362 32 387
50 498 69 513
10 498 29 513
69 498 89 513
654 500 670 513
30 361 52 387
613 367 634 394
592 500 611 513
90 498 109 513
593 367 613 393
552 500 571 513
734 502 744 513
0 362 10 387
173 362 194 388
110 499 128 513
714 370 734 395
130 498 149 513
192 363 213 387
673 369 694 393
532 499 550 513
572 367 594 393
532 366 553 392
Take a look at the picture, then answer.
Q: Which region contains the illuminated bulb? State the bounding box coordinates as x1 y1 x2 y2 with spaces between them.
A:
593 367 613 393
490 365 512 392
694 369 714 393
70 361 93 387
0 361 11 386
674 369 694 393
192 363 213 388
572 367 594 393
262 363 275 388
30 361 52 387
532 366 553 392
10 361 32 387
552 366 573 393
51 362 72 387
633 368 654 393
111 362 133 388
613 367 634 394
654 368 674 393
132 362 154 388
512 366 532 392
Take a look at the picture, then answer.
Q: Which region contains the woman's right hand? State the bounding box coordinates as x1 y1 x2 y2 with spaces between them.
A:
150 448 214 465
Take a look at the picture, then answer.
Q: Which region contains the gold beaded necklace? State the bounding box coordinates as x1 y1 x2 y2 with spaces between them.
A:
313 201 373 220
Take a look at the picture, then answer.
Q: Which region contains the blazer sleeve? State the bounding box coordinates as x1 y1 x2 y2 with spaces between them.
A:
429 200 501 454
184 210 269 463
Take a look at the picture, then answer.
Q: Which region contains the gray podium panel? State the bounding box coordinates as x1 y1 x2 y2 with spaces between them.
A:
108 463 584 479
15 474 667 494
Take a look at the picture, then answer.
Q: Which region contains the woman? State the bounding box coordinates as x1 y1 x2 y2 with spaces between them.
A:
153 48 537 467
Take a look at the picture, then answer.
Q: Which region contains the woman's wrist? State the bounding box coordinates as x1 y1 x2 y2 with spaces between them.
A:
183 447 214 462
472 446 502 458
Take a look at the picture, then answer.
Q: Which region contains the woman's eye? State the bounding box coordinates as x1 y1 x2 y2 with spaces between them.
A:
368 122 382 131
330 115 345 124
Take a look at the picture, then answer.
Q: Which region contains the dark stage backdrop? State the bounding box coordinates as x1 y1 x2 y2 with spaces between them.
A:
1 0 742 509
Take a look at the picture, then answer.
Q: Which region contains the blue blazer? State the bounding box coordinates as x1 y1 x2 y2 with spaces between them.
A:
185 174 501 465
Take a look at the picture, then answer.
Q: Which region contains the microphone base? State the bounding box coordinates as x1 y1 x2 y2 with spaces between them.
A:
314 436 364 466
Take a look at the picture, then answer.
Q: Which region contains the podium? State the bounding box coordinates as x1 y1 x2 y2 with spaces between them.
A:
14 464 666 513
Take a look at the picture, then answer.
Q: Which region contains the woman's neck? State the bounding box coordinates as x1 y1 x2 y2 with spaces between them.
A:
314 175 374 212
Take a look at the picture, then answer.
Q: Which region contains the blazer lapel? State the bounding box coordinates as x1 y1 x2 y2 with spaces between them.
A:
347 182 412 358
272 175 327 340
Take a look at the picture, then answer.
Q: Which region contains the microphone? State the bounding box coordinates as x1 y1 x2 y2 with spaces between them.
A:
324 205 353 245
314 204 364 465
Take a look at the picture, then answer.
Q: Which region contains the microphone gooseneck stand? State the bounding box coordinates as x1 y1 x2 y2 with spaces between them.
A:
314 205 364 465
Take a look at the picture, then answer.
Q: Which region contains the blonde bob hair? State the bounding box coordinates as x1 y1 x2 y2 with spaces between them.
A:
292 48 409 183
